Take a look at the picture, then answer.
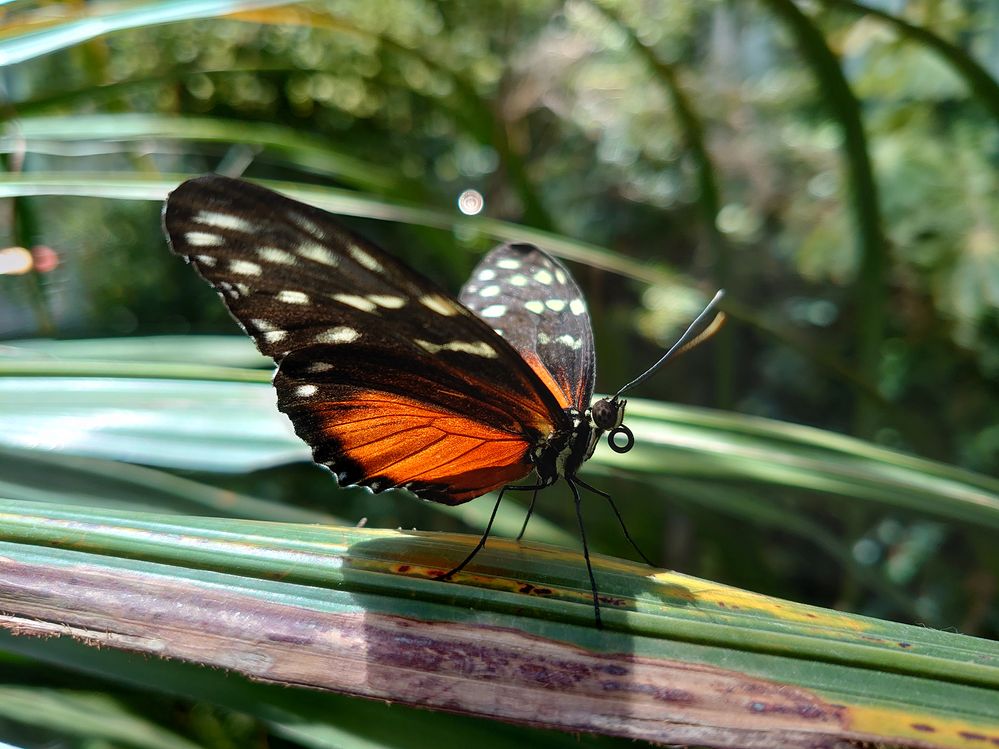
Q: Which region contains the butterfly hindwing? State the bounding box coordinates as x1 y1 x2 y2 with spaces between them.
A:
459 243 596 411
273 357 535 503
163 175 571 503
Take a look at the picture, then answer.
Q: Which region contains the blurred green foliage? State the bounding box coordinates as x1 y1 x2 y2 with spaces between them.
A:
3 0 997 629
1 0 998 746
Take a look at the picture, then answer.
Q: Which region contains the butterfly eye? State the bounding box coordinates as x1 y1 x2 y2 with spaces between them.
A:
591 396 625 430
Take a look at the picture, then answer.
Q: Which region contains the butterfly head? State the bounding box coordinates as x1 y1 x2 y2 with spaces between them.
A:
590 395 634 454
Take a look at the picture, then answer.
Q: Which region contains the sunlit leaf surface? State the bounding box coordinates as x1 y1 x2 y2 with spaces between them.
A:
0 499 996 748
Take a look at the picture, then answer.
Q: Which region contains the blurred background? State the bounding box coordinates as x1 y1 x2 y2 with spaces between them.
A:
1 0 998 745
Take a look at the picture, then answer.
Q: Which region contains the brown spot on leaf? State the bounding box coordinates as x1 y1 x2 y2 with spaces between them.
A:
0 556 870 747
597 595 627 607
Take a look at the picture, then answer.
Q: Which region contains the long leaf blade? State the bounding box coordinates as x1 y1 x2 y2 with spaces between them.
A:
0 499 996 748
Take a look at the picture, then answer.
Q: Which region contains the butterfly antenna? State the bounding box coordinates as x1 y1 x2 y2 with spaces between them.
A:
613 290 727 400
574 477 655 567
568 478 602 628
516 487 540 541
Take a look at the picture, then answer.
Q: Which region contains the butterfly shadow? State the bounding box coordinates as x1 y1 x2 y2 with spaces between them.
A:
329 528 718 737
340 526 700 629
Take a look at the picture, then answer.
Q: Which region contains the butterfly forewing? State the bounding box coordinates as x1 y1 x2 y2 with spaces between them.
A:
459 243 596 411
163 175 570 503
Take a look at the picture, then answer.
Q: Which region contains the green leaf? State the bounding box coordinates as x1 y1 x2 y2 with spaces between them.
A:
0 171 675 285
7 335 267 368
5 114 400 192
0 687 202 749
820 0 999 125
0 499 996 747
0 373 297 472
1 368 994 532
0 445 338 523
620 400 999 529
760 0 889 437
0 0 299 67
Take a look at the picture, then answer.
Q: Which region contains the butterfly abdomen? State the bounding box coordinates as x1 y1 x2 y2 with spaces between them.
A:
530 407 600 486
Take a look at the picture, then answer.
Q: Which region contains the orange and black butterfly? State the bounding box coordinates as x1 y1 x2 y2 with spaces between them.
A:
163 175 724 626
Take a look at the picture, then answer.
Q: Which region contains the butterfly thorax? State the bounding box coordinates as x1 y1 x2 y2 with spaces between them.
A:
531 408 591 485
531 396 627 485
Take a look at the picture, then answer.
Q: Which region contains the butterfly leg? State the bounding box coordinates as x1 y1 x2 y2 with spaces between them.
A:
567 478 602 629
440 483 545 580
574 476 656 567
515 487 540 541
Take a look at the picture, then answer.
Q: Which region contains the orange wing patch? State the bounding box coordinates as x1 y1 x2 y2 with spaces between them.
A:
519 351 572 410
312 392 535 504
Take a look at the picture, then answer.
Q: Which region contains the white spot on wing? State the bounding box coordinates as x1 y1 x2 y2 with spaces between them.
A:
258 247 296 264
316 326 360 344
264 330 287 343
558 334 582 350
306 362 335 373
291 212 324 238
186 231 223 247
479 285 501 298
533 269 553 285
251 318 275 331
194 255 217 266
497 258 520 270
420 295 458 316
368 295 406 309
277 290 310 305
234 282 251 296
525 300 545 314
195 211 253 233
298 242 338 266
478 269 496 281
569 299 586 315
480 304 506 318
546 299 566 312
447 341 497 357
230 259 262 276
415 339 497 358
349 244 382 272
509 274 528 287
415 339 440 353
296 384 318 397
555 268 567 284
334 294 378 312
537 332 550 344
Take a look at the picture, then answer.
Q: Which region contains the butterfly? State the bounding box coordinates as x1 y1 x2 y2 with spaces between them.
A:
163 174 725 626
